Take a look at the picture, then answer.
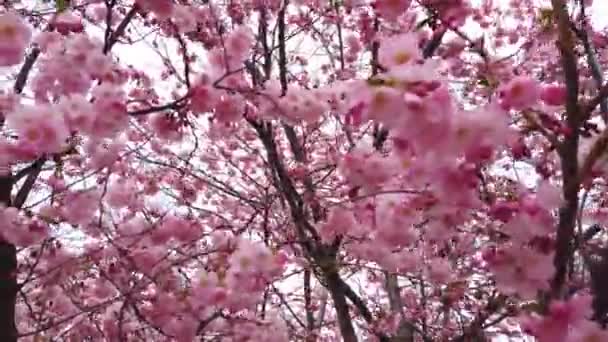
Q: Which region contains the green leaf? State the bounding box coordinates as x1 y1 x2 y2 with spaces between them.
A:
56 0 69 12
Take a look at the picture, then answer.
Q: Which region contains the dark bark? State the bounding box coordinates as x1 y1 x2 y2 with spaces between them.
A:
304 269 315 337
385 273 415 342
586 249 608 327
325 271 358 342
550 0 582 301
579 225 608 326
0 175 17 342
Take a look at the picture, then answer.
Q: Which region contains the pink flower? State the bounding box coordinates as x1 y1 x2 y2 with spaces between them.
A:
498 76 541 110
214 96 244 123
172 5 197 33
374 195 418 247
90 84 129 138
162 214 200 243
137 0 174 19
228 239 280 278
0 12 31 66
567 321 608 342
131 247 164 273
34 31 62 52
50 11 84 35
105 178 138 208
224 25 254 67
57 94 96 134
84 139 124 169
164 316 197 342
149 113 181 140
536 180 563 210
62 190 100 226
90 279 116 300
277 88 329 123
6 104 69 154
386 59 440 84
320 207 356 242
374 0 412 21
339 143 396 188
426 258 453 284
119 216 147 236
451 105 512 162
520 313 568 342
189 75 219 113
357 85 405 128
521 293 595 342
541 83 567 106
86 4 108 23
345 34 362 55
490 245 554 299
378 33 420 69
489 200 519 222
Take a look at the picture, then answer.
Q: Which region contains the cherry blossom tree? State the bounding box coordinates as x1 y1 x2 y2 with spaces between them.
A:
1 0 608 341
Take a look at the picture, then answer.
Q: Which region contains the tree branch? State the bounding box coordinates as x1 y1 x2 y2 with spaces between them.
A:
13 158 45 209
550 0 583 301
103 4 139 54
583 83 608 120
14 47 40 95
572 0 607 120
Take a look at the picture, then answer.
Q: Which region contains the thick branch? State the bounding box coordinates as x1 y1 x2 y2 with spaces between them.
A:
385 273 415 342
580 128 608 181
13 158 45 209
128 97 187 116
14 47 40 94
103 4 139 54
584 83 608 119
304 269 315 335
550 0 582 300
450 295 507 342
325 271 358 342
572 1 607 119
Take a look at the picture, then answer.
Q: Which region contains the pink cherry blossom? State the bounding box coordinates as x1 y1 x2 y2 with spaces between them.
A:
378 32 420 69
6 104 69 154
137 0 174 19
0 12 31 66
50 11 84 35
106 178 139 208
2 2 608 341
320 206 356 242
498 75 541 110
374 0 412 22
223 25 254 69
189 75 219 112
541 83 567 106
149 112 182 140
90 83 129 138
172 5 197 33
57 94 96 134
62 189 101 226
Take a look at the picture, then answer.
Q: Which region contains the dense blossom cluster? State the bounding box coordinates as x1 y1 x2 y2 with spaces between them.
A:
0 0 608 341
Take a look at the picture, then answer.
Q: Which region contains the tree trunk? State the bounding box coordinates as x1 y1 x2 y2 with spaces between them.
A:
326 271 358 342
0 175 17 342
385 273 415 342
